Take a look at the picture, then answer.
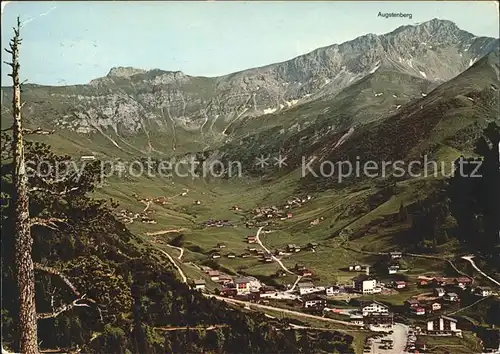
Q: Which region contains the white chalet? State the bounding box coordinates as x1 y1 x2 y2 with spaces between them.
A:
362 301 389 316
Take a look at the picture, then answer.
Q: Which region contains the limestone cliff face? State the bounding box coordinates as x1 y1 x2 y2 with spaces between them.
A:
1 19 498 152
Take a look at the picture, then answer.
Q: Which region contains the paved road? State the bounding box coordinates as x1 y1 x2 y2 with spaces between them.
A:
207 294 362 328
369 323 409 354
462 255 500 287
391 323 409 354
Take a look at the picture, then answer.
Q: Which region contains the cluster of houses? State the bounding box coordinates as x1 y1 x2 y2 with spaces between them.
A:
252 206 293 222
115 194 174 224
131 194 169 206
241 234 317 262
272 242 317 255
191 267 263 296
199 272 263 298
403 276 494 317
151 196 169 205
192 263 489 346
115 207 156 224
404 297 448 316
201 219 234 228
346 252 407 276
250 196 313 223
417 275 473 288
342 300 463 336
210 243 241 260
285 195 313 208
206 237 268 262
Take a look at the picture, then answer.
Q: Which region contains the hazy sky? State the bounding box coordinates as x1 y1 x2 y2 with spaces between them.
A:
1 1 499 86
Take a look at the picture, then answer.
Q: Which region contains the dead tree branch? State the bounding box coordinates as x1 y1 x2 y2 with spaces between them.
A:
34 264 102 324
39 345 81 353
37 295 90 320
34 263 81 297
30 217 67 230
33 263 98 304
29 186 80 196
23 128 55 135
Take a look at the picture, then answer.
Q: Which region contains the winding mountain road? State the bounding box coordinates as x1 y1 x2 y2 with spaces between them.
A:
461 255 500 287
254 226 303 292
142 200 151 213
255 227 294 275
449 295 494 315
144 221 367 334
165 243 184 260
287 275 303 293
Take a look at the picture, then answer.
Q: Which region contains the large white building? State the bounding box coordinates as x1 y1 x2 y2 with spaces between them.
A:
427 316 461 336
353 276 379 294
362 301 389 316
298 282 315 295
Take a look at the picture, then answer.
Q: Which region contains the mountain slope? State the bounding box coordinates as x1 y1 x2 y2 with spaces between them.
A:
0 139 356 354
216 50 499 181
1 19 498 157
301 50 500 188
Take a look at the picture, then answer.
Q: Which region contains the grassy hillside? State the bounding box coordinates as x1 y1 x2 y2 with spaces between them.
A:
1 48 498 329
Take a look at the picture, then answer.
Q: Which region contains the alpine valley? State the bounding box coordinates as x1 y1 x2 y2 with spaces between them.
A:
1 18 499 354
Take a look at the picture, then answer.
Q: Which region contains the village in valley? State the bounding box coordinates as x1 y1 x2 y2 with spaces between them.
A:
3 4 499 353
191 246 497 353
120 187 500 354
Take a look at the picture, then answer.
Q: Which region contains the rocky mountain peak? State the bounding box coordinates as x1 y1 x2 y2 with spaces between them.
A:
8 19 498 151
107 66 147 78
390 18 473 45
422 18 461 30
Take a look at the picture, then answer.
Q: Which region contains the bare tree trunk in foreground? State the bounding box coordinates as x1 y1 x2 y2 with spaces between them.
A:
4 17 39 354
